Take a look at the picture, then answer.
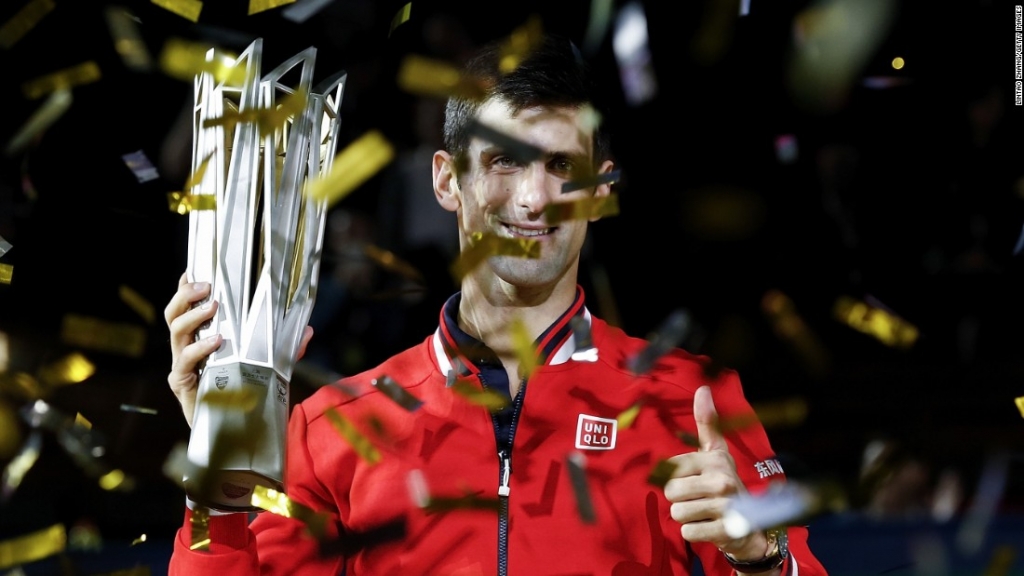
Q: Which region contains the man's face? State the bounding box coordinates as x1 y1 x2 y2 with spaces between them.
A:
437 98 614 290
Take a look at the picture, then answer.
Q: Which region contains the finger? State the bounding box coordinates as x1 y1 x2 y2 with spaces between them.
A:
678 517 728 544
694 385 728 453
164 278 211 328
169 333 222 393
669 498 729 527
297 326 314 360
168 300 218 364
664 470 740 503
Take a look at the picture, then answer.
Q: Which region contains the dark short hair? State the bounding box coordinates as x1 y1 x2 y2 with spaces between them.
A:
443 34 611 168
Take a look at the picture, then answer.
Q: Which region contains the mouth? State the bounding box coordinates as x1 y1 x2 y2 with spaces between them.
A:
502 223 556 238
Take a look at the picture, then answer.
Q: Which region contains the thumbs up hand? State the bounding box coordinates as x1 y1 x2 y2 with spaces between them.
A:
662 386 771 562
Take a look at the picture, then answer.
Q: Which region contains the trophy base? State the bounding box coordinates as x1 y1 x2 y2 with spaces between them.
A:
185 468 285 512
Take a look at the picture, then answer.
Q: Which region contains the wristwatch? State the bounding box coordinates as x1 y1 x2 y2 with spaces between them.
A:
721 528 788 573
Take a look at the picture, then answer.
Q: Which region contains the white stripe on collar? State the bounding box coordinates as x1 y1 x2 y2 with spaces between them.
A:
432 308 593 374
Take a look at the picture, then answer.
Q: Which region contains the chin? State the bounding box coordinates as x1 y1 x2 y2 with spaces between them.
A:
490 258 566 289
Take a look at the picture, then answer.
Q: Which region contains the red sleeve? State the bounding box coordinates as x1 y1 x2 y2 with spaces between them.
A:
690 371 829 576
168 403 346 576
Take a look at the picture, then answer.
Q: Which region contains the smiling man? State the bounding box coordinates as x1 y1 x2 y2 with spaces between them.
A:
165 34 828 576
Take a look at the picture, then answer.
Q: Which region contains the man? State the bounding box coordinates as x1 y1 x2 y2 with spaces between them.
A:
165 34 828 575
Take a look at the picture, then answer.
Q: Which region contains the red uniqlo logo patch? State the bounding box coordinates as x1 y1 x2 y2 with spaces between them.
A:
575 414 617 450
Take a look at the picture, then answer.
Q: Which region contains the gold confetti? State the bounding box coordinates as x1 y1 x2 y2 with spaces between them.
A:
199 388 260 411
184 151 215 192
983 545 1015 576
131 534 147 547
151 0 203 22
119 285 156 324
616 402 642 429
59 314 146 358
74 413 92 429
0 331 6 373
499 15 544 74
99 469 133 491
104 6 152 71
5 88 72 157
1015 396 1024 419
544 194 620 224
0 372 44 400
364 244 423 282
249 0 296 14
121 404 159 415
560 169 621 194
0 523 66 570
202 89 308 136
167 191 217 214
646 458 677 488
307 130 394 208
1 430 39 501
510 318 538 379
449 232 540 281
833 295 918 349
189 506 210 551
467 119 544 163
21 61 102 100
396 54 490 100
38 352 95 387
158 37 244 85
0 0 54 49
324 408 381 464
251 485 328 538
450 380 511 412
763 290 832 378
0 263 12 284
388 2 411 37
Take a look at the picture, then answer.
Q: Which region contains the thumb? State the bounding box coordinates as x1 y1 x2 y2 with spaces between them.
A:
694 385 728 452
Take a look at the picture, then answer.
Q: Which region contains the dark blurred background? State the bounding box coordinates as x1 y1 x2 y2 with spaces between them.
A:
1 0 1024 574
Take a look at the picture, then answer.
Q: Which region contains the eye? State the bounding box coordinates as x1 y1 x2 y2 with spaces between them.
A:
550 157 574 176
493 155 519 169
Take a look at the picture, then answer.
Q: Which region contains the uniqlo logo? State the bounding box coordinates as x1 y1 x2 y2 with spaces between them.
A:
575 414 617 450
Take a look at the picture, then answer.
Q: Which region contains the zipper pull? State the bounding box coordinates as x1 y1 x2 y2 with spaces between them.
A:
498 450 511 497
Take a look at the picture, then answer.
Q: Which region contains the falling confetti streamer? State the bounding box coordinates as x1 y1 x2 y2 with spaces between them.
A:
396 54 491 101
498 15 544 74
615 402 642 429
722 481 830 538
560 170 621 194
0 237 10 257
119 285 156 324
189 506 211 550
21 61 102 100
121 404 159 415
466 119 544 164
306 130 395 209
122 150 161 183
0 523 66 570
5 88 72 157
0 264 10 285
833 295 918 349
450 233 540 282
324 408 381 464
37 352 95 387
151 0 203 22
450 381 511 412
0 0 55 49
59 314 146 358
1015 396 1024 418
510 318 538 379
626 309 690 375
612 2 657 106
566 452 596 524
389 2 411 37
281 0 333 23
249 0 296 15
252 485 328 538
167 191 217 214
372 375 423 411
1 430 41 504
646 458 677 488
569 316 598 362
104 6 153 72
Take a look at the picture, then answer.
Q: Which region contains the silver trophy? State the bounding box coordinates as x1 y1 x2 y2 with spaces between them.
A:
183 38 346 511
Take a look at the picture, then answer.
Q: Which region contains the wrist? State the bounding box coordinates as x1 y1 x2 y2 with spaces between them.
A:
721 528 787 574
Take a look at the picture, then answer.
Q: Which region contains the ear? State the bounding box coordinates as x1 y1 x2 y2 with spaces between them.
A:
433 150 461 213
589 160 615 222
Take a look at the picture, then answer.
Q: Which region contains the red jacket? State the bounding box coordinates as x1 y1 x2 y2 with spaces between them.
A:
170 290 828 575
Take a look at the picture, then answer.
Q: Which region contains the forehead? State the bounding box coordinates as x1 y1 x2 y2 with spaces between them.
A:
472 98 594 156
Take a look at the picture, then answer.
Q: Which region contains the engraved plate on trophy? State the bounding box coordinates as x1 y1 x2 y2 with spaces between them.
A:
183 38 346 511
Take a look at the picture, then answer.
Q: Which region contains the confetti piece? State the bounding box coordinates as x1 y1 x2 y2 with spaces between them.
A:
0 264 13 285
449 232 540 281
118 285 156 324
306 130 394 209
466 119 544 164
389 2 411 37
566 452 596 524
189 506 210 551
59 314 146 358
424 492 500 514
0 0 54 49
162 441 191 488
252 485 328 538
5 88 72 157
159 38 245 85
75 413 92 429
202 89 308 136
763 290 831 378
646 458 676 488
364 244 423 282
626 309 690 375
371 375 423 411
774 134 798 164
0 372 43 400
1015 396 1024 418
167 191 217 214
406 469 429 508
613 2 658 106
0 237 10 257
582 0 614 56
199 388 260 411
0 523 66 569
722 481 824 538
68 522 103 552
396 54 490 100
38 352 95 387
615 402 642 429
324 408 381 464
318 519 407 557
0 399 16 459
569 316 598 362
1 430 40 504
281 0 332 23
983 545 1016 576
544 194 620 224
833 295 918 349
152 0 202 22
510 318 538 379
560 170 621 194
21 61 102 100
957 451 1009 555
249 0 296 15
121 150 160 183
450 381 511 412
98 468 132 491
499 15 544 74
104 6 152 72
131 534 148 547
121 404 159 415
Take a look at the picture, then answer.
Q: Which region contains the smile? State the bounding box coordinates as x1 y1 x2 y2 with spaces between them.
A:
503 223 555 237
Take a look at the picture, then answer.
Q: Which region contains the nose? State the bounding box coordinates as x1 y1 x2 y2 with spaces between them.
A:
514 163 554 218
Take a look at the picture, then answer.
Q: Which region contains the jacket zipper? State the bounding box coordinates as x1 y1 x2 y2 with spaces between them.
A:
494 378 526 576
